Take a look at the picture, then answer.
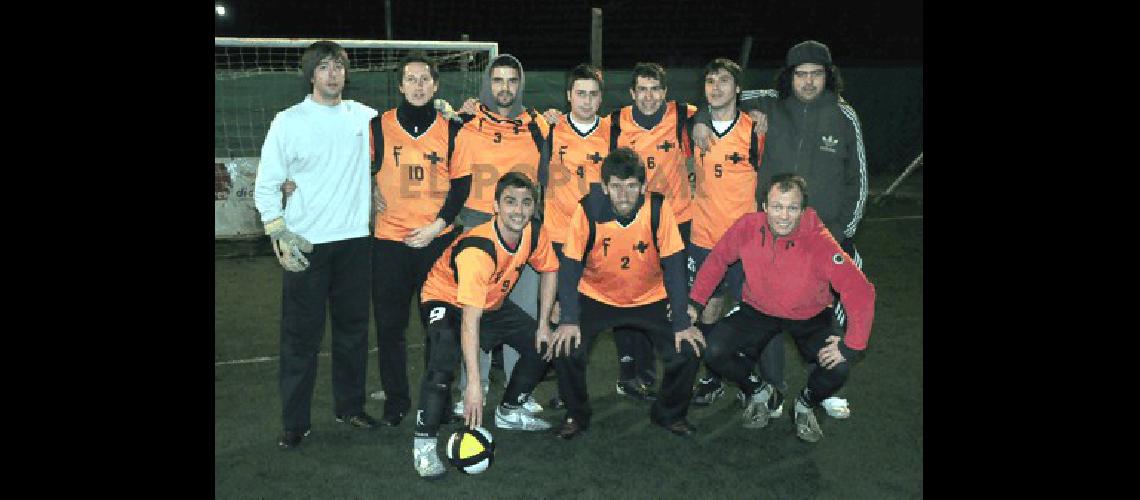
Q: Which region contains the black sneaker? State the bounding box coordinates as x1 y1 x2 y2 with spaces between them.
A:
691 377 725 406
335 412 379 429
616 379 658 401
638 371 657 388
277 429 310 450
652 417 697 437
380 411 407 427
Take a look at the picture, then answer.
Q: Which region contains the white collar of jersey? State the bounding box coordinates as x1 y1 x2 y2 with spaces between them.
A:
569 115 599 136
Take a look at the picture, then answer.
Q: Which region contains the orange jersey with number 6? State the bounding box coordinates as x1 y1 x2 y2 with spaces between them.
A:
611 101 696 223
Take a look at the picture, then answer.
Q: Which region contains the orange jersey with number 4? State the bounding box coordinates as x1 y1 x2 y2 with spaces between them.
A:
420 218 559 311
543 116 611 245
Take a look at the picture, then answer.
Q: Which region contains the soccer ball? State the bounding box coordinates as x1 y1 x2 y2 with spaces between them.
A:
445 426 495 474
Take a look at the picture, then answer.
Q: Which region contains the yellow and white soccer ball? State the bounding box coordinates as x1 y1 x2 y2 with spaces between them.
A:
445 426 495 474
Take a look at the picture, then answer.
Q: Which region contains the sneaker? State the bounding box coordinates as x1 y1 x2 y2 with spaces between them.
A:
742 391 771 429
691 377 725 406
494 405 552 431
652 417 697 437
616 379 657 402
521 394 543 413
277 429 310 450
638 371 657 388
380 410 407 427
413 439 447 479
335 412 379 429
736 385 783 417
555 416 587 440
821 396 851 419
795 403 824 443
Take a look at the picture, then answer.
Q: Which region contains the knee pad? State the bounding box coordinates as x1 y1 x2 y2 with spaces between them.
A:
426 368 454 388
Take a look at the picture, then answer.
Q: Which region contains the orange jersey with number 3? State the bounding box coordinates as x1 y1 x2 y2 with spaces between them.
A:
543 116 611 245
420 218 559 311
612 102 696 223
451 106 548 214
562 194 685 307
371 110 455 242
692 111 762 248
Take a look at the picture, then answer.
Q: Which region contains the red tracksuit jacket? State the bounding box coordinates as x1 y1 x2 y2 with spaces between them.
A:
689 208 875 351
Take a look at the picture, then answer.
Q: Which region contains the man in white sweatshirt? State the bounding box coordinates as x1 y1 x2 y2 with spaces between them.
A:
253 41 380 450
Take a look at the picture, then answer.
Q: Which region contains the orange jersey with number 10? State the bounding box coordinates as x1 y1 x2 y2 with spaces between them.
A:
420 218 559 311
371 110 455 242
692 111 762 249
543 116 611 245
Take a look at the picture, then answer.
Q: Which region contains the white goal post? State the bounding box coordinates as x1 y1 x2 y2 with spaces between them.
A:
215 37 498 238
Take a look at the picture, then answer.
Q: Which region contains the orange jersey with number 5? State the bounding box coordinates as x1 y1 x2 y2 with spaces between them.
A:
691 111 762 248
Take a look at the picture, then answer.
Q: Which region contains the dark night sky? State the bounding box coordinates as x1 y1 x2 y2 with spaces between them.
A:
214 0 923 68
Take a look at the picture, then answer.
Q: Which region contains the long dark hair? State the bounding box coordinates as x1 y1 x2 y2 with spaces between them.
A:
774 64 844 100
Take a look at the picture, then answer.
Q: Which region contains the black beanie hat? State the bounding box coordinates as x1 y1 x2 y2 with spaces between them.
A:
786 40 832 67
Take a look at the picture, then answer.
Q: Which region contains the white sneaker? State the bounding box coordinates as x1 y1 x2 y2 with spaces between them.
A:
795 402 824 443
741 391 771 429
821 397 850 419
521 394 543 413
413 439 446 479
739 385 784 418
494 405 552 431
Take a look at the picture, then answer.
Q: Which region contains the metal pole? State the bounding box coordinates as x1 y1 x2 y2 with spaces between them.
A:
460 33 471 100
739 36 754 70
874 153 923 203
591 8 603 68
385 0 393 40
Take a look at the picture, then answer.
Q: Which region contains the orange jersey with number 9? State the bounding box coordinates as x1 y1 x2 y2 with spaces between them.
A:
420 218 559 311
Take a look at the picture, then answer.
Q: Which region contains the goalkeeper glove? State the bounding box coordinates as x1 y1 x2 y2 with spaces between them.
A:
264 217 313 272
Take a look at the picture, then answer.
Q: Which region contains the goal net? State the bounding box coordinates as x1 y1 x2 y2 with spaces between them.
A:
215 37 498 158
215 37 497 239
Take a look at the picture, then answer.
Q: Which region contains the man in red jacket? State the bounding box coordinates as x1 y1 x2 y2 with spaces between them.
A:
688 173 874 442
